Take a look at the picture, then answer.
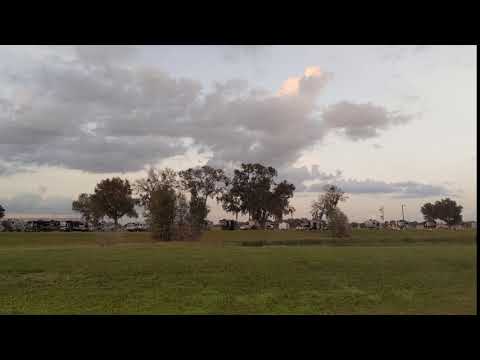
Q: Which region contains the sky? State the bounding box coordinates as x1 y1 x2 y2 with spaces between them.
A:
0 45 476 223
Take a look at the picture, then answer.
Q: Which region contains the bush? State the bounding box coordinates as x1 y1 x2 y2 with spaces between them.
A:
328 209 352 238
149 186 177 241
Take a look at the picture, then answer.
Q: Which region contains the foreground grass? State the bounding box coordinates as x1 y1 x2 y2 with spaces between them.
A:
0 230 476 314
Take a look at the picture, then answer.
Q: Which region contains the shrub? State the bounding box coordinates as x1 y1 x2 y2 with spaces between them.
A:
328 209 352 238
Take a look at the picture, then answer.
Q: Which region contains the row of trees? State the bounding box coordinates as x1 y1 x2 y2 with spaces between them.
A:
72 163 297 240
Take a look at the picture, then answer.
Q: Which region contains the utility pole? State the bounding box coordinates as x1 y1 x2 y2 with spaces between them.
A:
401 204 405 222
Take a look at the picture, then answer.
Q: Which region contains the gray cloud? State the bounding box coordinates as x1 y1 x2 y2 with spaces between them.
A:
306 178 451 198
221 45 272 62
322 101 413 141
74 45 139 67
0 47 413 176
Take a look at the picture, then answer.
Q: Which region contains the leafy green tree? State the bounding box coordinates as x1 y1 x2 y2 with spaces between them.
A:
229 163 295 228
219 189 242 221
134 167 178 217
0 204 5 220
178 165 228 206
179 165 228 233
328 208 352 238
188 195 209 239
270 180 296 223
72 193 103 228
91 177 138 226
311 184 348 223
421 198 463 226
434 198 463 226
420 202 436 222
149 185 177 241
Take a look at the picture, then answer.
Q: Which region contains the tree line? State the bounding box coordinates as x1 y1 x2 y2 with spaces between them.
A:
1 168 466 237
71 163 296 241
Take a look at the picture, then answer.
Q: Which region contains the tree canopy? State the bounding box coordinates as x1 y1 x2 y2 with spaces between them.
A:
72 193 103 228
311 184 348 221
91 177 138 225
227 163 295 227
421 198 463 226
0 204 5 220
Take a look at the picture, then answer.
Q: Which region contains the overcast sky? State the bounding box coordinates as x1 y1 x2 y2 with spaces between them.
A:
0 45 476 222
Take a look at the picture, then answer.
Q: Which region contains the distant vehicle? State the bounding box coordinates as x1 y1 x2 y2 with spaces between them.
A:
240 220 259 230
24 220 60 232
296 225 309 231
100 222 121 232
364 219 381 229
124 222 147 232
278 222 290 230
60 220 87 232
220 219 238 230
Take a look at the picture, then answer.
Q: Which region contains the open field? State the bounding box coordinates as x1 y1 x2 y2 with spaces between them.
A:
0 230 476 314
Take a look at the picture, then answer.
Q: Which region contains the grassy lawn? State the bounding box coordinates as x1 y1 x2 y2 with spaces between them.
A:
0 230 476 314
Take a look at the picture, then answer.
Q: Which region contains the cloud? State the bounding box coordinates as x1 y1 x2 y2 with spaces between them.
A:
0 48 413 176
372 143 383 149
322 101 413 141
74 45 139 67
306 178 451 198
278 66 332 97
0 193 73 214
221 45 271 62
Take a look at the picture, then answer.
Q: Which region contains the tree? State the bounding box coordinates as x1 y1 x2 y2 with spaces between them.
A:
311 184 348 223
328 208 352 238
434 198 463 226
219 188 242 221
420 202 436 222
270 180 296 223
149 185 177 241
173 193 192 241
178 165 228 207
91 177 138 226
179 165 228 232
228 163 295 228
134 167 178 215
421 198 463 226
72 193 103 228
188 195 209 239
0 204 4 220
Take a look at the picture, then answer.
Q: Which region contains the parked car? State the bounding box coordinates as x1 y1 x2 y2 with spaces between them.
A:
60 220 88 232
278 222 290 230
124 222 147 232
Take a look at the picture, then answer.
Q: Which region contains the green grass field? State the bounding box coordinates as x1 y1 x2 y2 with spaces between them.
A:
0 229 476 314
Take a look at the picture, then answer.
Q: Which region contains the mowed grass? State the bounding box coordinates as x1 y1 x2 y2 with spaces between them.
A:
0 230 476 314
